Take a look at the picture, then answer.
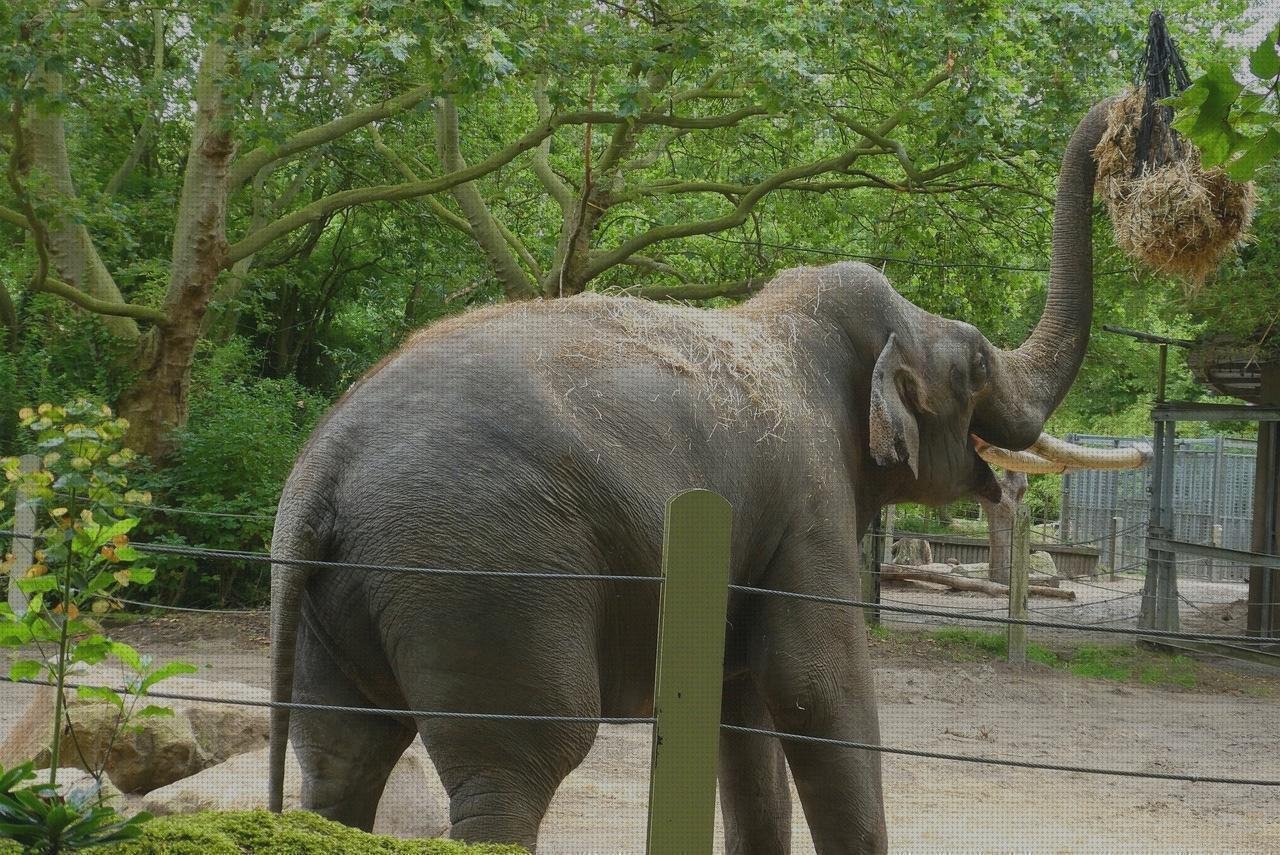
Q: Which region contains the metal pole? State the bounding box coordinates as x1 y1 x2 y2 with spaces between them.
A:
7 454 38 617
1160 422 1179 631
647 490 733 855
1108 516 1121 581
1209 435 1225 581
1140 421 1165 630
1007 506 1030 665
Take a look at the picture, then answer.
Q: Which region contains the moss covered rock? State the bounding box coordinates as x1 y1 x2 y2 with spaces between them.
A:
0 810 526 855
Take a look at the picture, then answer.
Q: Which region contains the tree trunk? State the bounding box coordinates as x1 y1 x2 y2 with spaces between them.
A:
0 281 17 351
29 71 140 343
118 42 233 460
978 470 1028 585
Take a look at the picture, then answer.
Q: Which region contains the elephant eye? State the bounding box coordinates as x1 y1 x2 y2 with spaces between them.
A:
973 353 989 388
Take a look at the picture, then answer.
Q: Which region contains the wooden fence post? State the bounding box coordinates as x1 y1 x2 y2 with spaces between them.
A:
1108 516 1121 581
1007 505 1031 665
7 454 38 617
646 489 732 855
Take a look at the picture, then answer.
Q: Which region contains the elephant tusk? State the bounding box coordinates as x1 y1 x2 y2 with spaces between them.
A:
974 433 1151 474
975 441 1070 474
1029 434 1152 471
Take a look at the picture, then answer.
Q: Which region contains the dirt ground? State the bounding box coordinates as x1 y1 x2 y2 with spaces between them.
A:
2 574 1277 853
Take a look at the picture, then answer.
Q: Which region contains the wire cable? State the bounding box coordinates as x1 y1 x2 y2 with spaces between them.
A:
720 725 1280 786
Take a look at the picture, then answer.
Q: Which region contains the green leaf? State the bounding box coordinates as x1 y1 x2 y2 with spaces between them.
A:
140 661 197 692
17 575 59 594
1250 27 1280 80
8 660 42 681
73 635 113 665
100 518 138 541
127 567 155 585
86 570 115 593
134 705 174 718
108 641 142 671
1226 126 1280 181
76 685 124 710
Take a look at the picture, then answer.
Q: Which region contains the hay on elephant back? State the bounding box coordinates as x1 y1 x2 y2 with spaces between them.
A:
553 293 811 440
1093 88 1256 290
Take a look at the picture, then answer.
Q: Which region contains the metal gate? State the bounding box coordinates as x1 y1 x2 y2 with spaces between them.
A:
1060 433 1256 580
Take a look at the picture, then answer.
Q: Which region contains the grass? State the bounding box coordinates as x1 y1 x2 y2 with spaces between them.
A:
883 626 1204 689
0 811 528 855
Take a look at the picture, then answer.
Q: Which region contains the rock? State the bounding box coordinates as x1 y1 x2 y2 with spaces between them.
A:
0 673 268 794
891 537 933 566
49 703 209 794
142 743 450 839
1029 551 1058 577
946 557 960 566
0 684 54 770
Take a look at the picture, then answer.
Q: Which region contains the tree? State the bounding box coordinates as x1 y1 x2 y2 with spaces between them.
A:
0 0 1252 459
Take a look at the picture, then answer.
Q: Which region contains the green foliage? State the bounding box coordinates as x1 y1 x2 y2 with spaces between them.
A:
1168 23 1280 180
923 630 1201 687
926 627 1057 665
0 809 528 855
0 400 195 793
132 341 324 606
0 761 149 854
0 0 1272 613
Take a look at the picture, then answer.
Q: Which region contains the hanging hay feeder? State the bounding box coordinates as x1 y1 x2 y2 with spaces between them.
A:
1091 14 1256 291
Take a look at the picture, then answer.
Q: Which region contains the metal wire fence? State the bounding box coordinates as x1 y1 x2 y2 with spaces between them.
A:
2 491 1277 855
1062 433 1257 580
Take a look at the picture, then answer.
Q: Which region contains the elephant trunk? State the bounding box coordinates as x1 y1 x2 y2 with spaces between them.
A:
972 98 1116 450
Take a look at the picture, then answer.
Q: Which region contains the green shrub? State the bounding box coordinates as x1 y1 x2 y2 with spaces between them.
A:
0 810 529 855
134 339 326 606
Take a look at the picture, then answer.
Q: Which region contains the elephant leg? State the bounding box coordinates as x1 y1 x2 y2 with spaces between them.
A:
755 588 888 854
415 711 597 850
719 674 791 855
397 638 600 851
291 620 417 830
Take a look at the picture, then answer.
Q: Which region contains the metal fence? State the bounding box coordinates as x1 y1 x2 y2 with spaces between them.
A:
1061 433 1256 581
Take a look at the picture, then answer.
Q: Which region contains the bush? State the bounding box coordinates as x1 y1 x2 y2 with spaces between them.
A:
135 339 327 606
0 810 529 855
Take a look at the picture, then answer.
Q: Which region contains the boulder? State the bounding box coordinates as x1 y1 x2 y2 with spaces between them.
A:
142 742 450 839
0 674 268 793
48 703 209 794
891 538 933 566
1029 551 1058 577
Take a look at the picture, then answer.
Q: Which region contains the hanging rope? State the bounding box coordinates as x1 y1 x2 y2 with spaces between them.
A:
1132 9 1192 176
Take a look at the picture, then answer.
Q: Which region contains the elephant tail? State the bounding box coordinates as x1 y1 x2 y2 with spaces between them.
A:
267 477 329 813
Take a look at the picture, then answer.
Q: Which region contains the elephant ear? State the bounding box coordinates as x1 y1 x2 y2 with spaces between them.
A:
868 333 928 478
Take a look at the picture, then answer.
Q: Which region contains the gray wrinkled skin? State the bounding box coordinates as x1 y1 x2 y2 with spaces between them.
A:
269 100 1114 854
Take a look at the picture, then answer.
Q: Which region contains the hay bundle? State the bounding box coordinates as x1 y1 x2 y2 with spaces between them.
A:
1093 88 1256 289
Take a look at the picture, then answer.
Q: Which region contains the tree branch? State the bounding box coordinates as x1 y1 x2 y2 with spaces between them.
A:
614 275 770 302
228 82 437 190
434 95 536 299
583 67 953 281
226 109 624 264
32 275 169 326
530 76 575 211
368 123 471 234
620 253 688 282
104 8 164 197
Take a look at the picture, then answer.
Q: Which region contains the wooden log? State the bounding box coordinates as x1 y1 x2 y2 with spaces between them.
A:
880 564 1076 600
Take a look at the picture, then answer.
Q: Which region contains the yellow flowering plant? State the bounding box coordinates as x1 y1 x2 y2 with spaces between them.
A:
1 400 195 791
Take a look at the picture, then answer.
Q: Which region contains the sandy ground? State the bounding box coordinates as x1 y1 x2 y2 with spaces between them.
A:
2 576 1277 853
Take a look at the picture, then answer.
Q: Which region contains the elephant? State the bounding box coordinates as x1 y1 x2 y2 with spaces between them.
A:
268 97 1114 853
